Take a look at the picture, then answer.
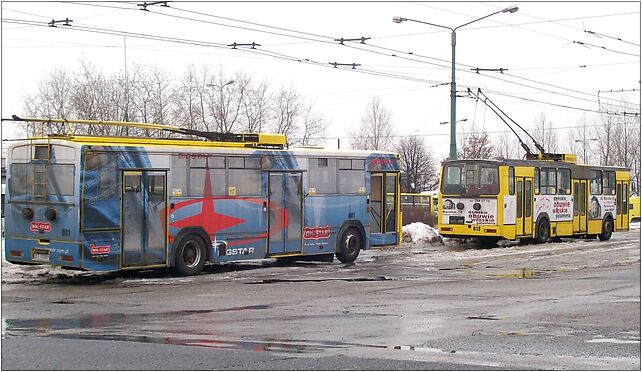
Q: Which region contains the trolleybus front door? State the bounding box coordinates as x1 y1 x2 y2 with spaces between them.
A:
515 177 533 237
573 180 588 234
122 171 167 268
268 172 303 255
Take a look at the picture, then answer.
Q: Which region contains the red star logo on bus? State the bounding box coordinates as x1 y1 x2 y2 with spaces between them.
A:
169 158 245 235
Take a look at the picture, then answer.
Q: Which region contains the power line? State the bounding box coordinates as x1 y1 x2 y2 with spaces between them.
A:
2 16 637 117
65 2 637 111
585 29 640 47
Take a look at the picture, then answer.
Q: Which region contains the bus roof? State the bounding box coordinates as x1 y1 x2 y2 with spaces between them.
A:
442 158 628 172
8 136 398 158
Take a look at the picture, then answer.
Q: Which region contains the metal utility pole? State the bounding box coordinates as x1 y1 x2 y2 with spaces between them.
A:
393 5 518 160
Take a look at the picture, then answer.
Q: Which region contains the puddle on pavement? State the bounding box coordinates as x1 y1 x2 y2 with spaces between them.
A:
2 307 387 354
247 276 392 284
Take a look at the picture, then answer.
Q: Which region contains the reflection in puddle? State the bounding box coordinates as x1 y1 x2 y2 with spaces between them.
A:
3 307 386 354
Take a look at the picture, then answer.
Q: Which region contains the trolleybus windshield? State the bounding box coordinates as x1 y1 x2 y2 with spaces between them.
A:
441 161 499 195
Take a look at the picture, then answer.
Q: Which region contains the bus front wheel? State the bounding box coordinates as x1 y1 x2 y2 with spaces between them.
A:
598 218 613 241
535 219 550 244
175 234 207 276
336 227 362 263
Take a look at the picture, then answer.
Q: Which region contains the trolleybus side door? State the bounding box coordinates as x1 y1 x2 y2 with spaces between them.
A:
369 172 399 245
268 172 303 255
515 177 533 237
573 180 588 234
122 170 167 267
616 180 629 230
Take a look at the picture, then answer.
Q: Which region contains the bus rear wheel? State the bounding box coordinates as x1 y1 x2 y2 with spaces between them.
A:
535 219 550 244
336 227 362 263
598 218 613 241
175 234 207 276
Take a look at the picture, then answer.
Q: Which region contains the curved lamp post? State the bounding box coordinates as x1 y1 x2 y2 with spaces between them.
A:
393 6 518 160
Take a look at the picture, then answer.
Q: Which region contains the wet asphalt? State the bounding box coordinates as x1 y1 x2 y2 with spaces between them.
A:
1 229 640 370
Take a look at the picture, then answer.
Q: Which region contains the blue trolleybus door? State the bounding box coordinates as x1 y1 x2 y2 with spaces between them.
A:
122 170 167 267
268 172 303 255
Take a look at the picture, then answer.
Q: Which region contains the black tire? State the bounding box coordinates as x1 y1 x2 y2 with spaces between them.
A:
598 217 614 241
335 227 362 263
535 219 550 244
174 234 207 276
477 237 500 248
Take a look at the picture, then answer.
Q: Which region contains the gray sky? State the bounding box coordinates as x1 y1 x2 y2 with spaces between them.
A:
1 1 640 159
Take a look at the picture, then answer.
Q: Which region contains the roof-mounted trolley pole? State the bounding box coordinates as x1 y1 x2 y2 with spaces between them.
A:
2 115 287 149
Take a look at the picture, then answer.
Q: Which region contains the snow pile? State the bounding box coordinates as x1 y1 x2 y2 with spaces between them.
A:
402 222 442 244
1 260 98 284
630 221 640 230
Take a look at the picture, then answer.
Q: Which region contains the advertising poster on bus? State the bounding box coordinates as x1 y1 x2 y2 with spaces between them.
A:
441 198 498 225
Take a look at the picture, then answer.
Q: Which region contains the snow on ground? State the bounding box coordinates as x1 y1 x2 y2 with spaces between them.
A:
402 222 442 244
630 221 640 230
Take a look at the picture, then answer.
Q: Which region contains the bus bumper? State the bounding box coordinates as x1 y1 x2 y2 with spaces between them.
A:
438 224 504 239
4 238 83 268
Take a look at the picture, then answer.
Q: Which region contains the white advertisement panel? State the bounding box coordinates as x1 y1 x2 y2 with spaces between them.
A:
589 195 616 219
503 195 516 225
442 197 498 225
534 195 573 222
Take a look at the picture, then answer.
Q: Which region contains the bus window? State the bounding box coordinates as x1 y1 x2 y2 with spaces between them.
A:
9 163 31 195
508 167 515 195
189 168 226 196
47 164 75 196
590 170 602 195
623 184 628 213
615 183 622 214
442 164 464 194
534 167 539 195
308 158 337 194
557 169 571 195
229 169 261 195
603 171 616 195
546 169 557 195
479 166 499 194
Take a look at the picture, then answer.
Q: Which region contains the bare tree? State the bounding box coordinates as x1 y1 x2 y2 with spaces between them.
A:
22 67 74 136
206 69 248 133
567 115 595 164
239 80 270 133
270 84 302 140
493 131 521 159
459 124 494 159
593 113 617 166
295 105 328 146
173 64 205 131
350 96 395 150
532 112 558 153
396 136 438 192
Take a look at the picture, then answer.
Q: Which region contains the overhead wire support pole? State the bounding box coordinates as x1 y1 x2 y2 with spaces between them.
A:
48 18 73 27
329 62 361 69
472 67 507 74
392 5 519 160
228 42 261 49
138 1 170 11
334 37 371 45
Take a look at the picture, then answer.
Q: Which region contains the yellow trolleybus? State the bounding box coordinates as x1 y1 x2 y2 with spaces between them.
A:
438 154 630 245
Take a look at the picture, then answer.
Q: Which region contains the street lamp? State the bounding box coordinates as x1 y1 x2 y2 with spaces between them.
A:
206 80 235 131
574 138 598 164
393 5 518 160
440 118 467 125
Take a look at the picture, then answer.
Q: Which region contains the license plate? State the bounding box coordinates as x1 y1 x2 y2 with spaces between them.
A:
32 249 50 262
